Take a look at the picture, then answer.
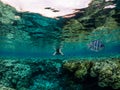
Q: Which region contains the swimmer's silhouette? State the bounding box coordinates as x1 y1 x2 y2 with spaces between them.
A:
53 47 64 55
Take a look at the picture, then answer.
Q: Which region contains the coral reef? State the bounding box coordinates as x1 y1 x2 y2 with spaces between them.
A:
0 1 64 51
0 1 32 51
0 58 64 90
0 59 32 90
0 0 120 51
0 1 16 24
0 85 15 90
63 58 120 89
27 59 63 90
1 57 120 90
91 60 120 89
62 0 120 42
63 60 92 80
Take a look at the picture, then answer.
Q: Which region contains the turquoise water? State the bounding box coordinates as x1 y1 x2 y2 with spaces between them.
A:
0 36 120 59
0 23 120 59
0 10 120 59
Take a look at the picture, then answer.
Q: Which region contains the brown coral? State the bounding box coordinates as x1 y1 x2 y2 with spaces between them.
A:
63 60 92 79
62 58 120 89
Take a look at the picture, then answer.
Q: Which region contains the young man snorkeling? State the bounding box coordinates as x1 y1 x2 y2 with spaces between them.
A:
53 45 64 55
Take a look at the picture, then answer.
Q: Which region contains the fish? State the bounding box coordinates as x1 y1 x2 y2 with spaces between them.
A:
44 7 51 9
44 7 59 12
87 40 104 52
52 10 59 12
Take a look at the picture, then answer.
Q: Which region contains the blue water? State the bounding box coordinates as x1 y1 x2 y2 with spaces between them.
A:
0 12 120 59
0 39 120 59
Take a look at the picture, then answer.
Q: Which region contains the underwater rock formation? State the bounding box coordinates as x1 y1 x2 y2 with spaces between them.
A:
1 57 120 90
0 1 32 51
26 59 63 90
0 85 15 90
0 59 32 90
63 60 92 80
1 0 120 48
0 58 83 90
62 0 120 42
0 1 16 24
0 58 64 90
91 59 120 89
0 1 64 51
63 58 120 89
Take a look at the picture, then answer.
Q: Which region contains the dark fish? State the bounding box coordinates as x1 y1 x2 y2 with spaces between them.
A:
87 40 104 52
52 10 59 12
44 7 51 9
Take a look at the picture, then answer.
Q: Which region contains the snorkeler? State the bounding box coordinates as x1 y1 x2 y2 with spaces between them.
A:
53 47 64 55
